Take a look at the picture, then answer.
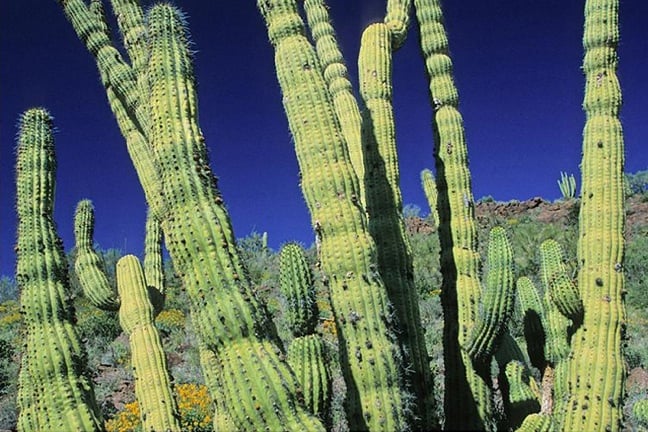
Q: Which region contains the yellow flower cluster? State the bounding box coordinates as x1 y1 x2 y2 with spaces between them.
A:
105 401 140 432
155 308 186 333
105 383 213 432
0 300 22 328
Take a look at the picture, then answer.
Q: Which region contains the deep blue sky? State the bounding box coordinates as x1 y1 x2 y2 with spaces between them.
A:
1 1 646 278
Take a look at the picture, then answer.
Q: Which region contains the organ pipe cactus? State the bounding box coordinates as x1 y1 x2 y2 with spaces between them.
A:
421 168 440 227
116 255 180 432
562 0 626 429
15 108 103 432
74 201 181 429
60 1 324 429
74 200 120 310
279 243 330 416
258 0 437 428
414 0 496 428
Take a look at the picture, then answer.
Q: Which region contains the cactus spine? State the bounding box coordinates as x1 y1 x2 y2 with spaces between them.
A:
116 255 180 431
561 0 626 429
15 108 103 432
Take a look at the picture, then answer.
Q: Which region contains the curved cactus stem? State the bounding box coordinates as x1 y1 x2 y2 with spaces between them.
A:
562 1 626 429
515 276 547 371
146 5 324 429
539 239 583 323
503 361 541 429
15 108 103 432
143 210 165 315
279 243 318 337
74 199 120 311
303 0 365 205
359 21 436 428
258 1 413 428
287 334 330 417
465 226 515 363
414 0 492 427
116 255 180 432
515 413 552 432
421 168 439 227
384 0 411 50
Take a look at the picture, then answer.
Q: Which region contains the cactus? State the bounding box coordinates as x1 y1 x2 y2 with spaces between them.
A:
116 255 180 432
74 200 120 310
539 239 583 323
258 0 441 427
464 227 515 363
414 0 497 428
561 0 626 429
74 202 181 429
60 1 325 429
633 399 648 427
279 243 330 416
15 108 103 432
421 169 440 227
557 171 577 200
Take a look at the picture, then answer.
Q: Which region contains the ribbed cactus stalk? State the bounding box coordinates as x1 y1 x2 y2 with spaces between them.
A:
15 108 103 432
116 255 181 432
303 0 365 204
359 19 435 427
414 0 495 427
74 199 120 310
562 0 626 429
503 361 541 428
143 209 165 314
259 0 430 428
516 413 552 432
280 243 318 337
516 276 547 372
464 227 515 363
61 1 325 428
279 244 330 416
539 240 583 322
421 168 439 227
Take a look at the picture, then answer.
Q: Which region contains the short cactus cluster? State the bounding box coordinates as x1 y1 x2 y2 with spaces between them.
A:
12 0 628 430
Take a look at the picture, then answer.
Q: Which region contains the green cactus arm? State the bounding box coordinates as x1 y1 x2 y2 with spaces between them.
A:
116 255 181 432
59 0 148 134
503 361 541 429
143 210 165 314
146 5 324 430
421 168 440 227
359 22 436 428
196 343 234 431
108 0 149 104
15 108 103 432
287 334 330 416
303 0 365 202
58 0 165 217
73 199 120 310
515 276 547 371
515 413 552 432
633 399 648 427
539 239 583 322
465 226 515 363
562 0 626 429
258 1 413 428
279 243 317 337
414 0 491 427
384 0 411 49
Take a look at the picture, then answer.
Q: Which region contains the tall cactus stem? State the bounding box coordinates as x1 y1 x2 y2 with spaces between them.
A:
116 255 181 431
258 0 412 428
562 0 626 429
359 21 435 428
15 108 103 432
74 200 120 311
414 0 492 428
